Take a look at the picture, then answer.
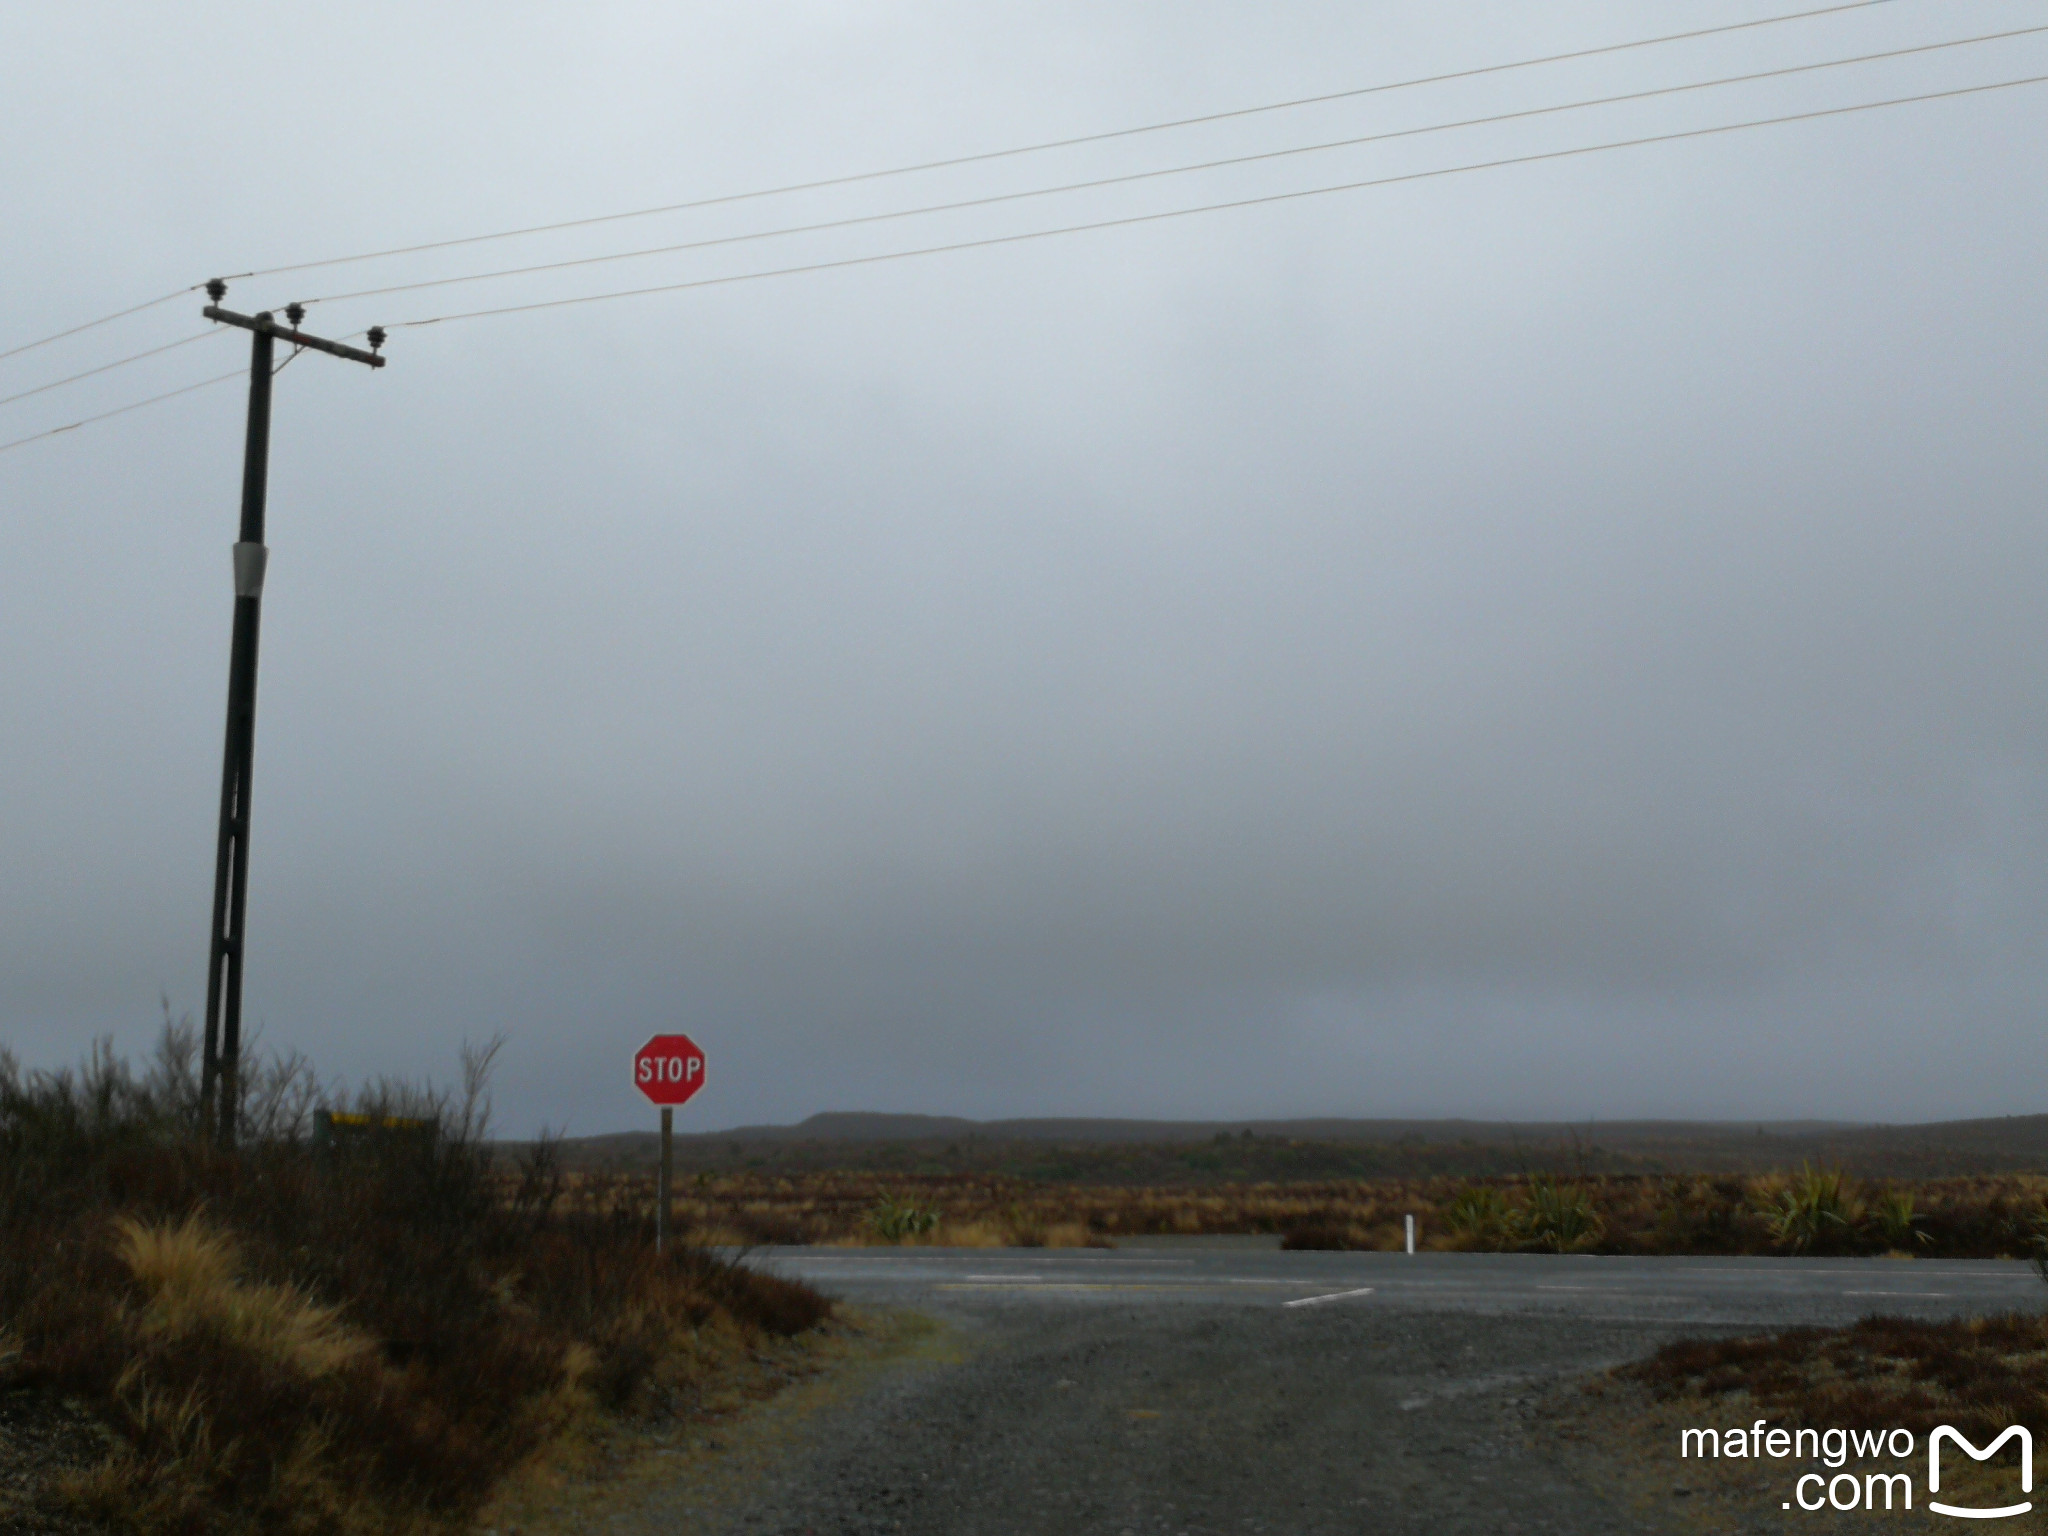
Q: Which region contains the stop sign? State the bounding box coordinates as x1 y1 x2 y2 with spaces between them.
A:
633 1033 706 1107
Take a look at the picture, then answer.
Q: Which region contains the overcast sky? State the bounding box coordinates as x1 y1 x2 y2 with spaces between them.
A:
3 1 2045 1135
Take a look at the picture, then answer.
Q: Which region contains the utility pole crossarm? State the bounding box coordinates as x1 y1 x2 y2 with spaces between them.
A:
203 304 386 367
196 281 386 1149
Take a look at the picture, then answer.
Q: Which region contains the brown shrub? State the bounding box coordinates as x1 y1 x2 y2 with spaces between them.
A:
0 1026 830 1535
1624 1313 2048 1448
668 1166 2048 1260
1280 1221 1355 1251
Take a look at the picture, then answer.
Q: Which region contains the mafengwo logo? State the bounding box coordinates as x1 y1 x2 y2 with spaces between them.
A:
1929 1426 2031 1520
1680 1421 2033 1516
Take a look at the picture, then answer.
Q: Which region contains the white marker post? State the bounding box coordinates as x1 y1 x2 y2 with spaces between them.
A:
1405 1214 1416 1255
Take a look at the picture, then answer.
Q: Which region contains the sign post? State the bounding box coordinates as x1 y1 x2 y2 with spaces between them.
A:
658 1107 671 1252
633 1033 706 1254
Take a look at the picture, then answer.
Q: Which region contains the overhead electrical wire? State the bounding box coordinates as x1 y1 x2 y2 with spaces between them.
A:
0 0 1920 369
14 15 2010 411
0 286 201 367
0 368 246 457
295 22 2046 312
0 330 224 411
8 31 2038 457
230 0 1899 285
392 71 2048 331
0 332 367 457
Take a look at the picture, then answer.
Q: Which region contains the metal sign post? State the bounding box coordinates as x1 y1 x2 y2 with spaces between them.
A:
658 1107 673 1253
633 1034 707 1253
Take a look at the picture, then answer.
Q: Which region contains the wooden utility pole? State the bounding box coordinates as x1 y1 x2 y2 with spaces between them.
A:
197 284 385 1146
658 1107 673 1254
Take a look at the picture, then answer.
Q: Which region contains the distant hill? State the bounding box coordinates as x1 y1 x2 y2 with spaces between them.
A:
693 1112 1857 1145
544 1110 2048 1181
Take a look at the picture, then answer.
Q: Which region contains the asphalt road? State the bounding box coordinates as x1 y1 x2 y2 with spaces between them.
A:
631 1245 2045 1536
759 1242 2045 1328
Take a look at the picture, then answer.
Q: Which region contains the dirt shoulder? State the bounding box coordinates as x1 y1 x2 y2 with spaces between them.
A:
476 1309 957 1536
485 1299 1703 1536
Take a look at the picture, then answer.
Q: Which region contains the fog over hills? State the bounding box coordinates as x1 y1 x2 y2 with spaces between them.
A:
690 1111 1859 1143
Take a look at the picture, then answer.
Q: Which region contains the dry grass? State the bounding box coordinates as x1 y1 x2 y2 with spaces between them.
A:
656 1170 1416 1248
0 1026 832 1536
115 1213 372 1380
643 1165 2048 1258
1623 1313 2048 1449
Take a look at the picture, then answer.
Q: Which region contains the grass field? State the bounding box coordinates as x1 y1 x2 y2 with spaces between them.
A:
649 1164 2048 1258
569 1110 2048 1181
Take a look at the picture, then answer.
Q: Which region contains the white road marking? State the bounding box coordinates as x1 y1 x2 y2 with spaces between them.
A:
937 1283 1217 1293
1283 1286 1376 1309
1843 1290 1953 1298
1573 1264 2033 1281
945 1274 1312 1288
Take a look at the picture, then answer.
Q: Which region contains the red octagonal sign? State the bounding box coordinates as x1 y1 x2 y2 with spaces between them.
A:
634 1033 706 1107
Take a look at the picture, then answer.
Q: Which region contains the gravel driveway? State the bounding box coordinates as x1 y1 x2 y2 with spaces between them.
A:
551 1247 2044 1535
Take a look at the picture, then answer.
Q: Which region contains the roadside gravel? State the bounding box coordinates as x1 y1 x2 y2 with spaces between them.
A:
586 1303 1699 1536
0 1388 116 1534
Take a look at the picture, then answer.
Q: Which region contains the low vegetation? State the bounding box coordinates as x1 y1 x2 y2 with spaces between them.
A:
590 1115 2048 1181
663 1162 2048 1257
0 1026 830 1536
1623 1313 2048 1447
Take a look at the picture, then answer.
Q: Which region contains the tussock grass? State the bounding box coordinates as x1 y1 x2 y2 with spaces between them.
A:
660 1165 2048 1257
0 1023 830 1536
115 1213 371 1380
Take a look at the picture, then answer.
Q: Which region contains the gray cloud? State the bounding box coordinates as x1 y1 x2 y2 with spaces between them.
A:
4 1 2046 1134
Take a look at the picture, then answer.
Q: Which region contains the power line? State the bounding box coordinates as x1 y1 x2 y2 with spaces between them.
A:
300 22 2044 312
236 0 1899 285
395 71 2048 332
9 59 2035 457
0 286 199 367
0 326 377 459
0 368 245 456
0 330 224 411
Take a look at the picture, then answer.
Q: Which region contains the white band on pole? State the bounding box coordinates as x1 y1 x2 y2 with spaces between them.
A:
233 541 268 598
